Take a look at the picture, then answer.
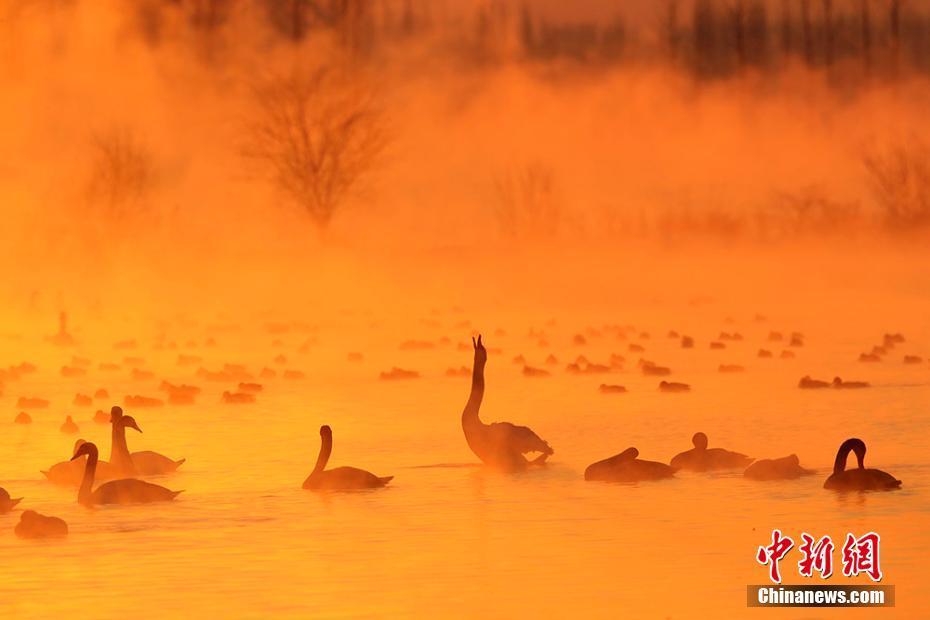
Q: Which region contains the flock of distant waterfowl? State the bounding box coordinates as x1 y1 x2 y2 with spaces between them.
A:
0 323 910 540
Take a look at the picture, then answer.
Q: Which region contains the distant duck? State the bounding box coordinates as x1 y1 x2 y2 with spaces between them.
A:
14 510 68 539
798 376 830 389
72 442 182 506
222 391 255 404
0 487 23 513
598 384 627 394
93 409 110 424
744 455 814 480
14 411 31 424
303 425 393 491
670 432 752 471
659 381 690 393
824 438 901 491
585 447 675 482
60 416 79 434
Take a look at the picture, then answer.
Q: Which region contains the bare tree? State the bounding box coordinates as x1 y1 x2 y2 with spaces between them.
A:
85 128 153 220
863 138 930 231
245 69 386 231
492 163 562 238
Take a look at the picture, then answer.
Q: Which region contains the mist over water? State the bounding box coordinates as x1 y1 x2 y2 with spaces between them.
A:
1 1 929 618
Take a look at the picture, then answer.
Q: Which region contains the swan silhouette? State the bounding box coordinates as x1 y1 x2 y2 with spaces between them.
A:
823 438 901 491
15 510 68 539
744 455 814 480
71 442 182 506
0 487 23 513
110 406 185 475
110 411 142 477
670 432 752 471
302 425 392 490
462 335 554 471
585 447 676 482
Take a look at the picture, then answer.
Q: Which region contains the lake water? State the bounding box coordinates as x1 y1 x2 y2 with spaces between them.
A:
1 247 928 618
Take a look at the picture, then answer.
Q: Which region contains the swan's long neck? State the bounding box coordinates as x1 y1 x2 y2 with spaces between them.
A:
111 421 135 474
834 439 866 475
312 435 333 475
463 358 486 428
78 451 97 506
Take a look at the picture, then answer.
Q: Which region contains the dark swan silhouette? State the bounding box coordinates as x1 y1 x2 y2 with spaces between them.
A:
71 442 182 506
585 447 675 482
823 438 901 491
0 487 23 513
670 432 752 471
15 510 68 539
110 406 185 475
462 335 554 471
303 425 393 491
744 455 814 480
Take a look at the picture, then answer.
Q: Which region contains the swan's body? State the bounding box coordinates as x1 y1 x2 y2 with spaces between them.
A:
15 510 68 539
110 406 185 475
823 438 901 491
670 432 752 471
72 442 182 506
744 454 814 480
0 488 23 513
303 426 392 491
462 335 553 471
585 447 675 482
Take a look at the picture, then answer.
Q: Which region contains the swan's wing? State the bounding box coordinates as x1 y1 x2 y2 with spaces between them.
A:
486 421 553 455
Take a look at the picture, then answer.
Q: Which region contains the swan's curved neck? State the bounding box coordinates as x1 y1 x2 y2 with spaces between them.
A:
312 435 332 475
834 439 866 475
110 421 136 474
78 452 97 505
463 358 486 427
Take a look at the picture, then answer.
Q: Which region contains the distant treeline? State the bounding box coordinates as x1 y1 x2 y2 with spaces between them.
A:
117 1 930 80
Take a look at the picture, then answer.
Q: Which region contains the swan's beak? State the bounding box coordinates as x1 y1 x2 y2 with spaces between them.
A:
70 451 82 461
129 421 143 433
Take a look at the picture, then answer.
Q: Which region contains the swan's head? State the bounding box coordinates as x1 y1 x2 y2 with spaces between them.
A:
72 439 87 452
121 416 142 433
110 405 123 422
692 432 708 450
20 509 39 523
71 441 98 461
472 335 487 364
320 425 333 439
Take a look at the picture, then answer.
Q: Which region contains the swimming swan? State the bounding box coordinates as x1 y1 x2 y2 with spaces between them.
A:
823 438 901 491
302 425 393 491
670 432 752 471
110 406 186 475
462 335 554 471
71 442 182 506
585 447 676 482
0 487 23 513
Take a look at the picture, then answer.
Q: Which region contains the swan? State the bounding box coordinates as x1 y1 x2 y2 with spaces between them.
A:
670 432 753 471
585 447 675 482
110 406 186 475
42 439 119 486
109 410 142 477
302 425 392 490
14 510 68 539
71 442 182 506
744 455 814 480
60 416 79 434
823 438 901 491
462 335 554 471
0 487 23 513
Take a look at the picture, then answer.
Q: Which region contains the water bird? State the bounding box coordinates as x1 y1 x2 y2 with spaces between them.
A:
379 367 419 380
60 416 79 434
824 439 901 491
43 439 117 486
14 411 31 424
598 384 627 394
0 487 23 513
798 376 829 389
832 377 869 389
461 335 553 471
110 406 185 475
744 455 814 480
72 442 182 506
659 381 690 393
302 426 392 490
14 510 68 539
585 447 675 482
222 391 255 404
670 432 752 471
